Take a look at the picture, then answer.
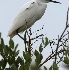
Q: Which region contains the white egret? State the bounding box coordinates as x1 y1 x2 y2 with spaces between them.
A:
8 0 60 38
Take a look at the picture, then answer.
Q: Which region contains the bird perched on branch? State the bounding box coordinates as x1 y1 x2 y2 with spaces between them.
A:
8 0 61 38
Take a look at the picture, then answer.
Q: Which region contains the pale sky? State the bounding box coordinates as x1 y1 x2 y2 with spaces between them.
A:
0 0 69 70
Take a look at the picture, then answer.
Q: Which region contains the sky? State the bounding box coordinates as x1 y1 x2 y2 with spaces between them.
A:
0 0 69 70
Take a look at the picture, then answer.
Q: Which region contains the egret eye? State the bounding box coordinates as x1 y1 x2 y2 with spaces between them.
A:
31 2 35 4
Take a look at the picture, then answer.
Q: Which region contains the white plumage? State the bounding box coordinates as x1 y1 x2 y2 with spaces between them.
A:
8 0 60 38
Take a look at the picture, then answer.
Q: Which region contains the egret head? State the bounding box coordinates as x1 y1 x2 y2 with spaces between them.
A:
48 0 61 4
39 0 61 4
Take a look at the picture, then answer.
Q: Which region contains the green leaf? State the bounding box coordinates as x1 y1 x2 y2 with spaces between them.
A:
39 44 43 53
42 37 44 44
9 39 14 49
6 45 13 56
1 38 4 47
1 59 7 69
14 50 19 56
5 68 10 70
0 38 4 52
34 50 43 65
7 57 11 65
65 50 69 56
19 65 24 70
0 32 1 38
23 51 31 62
35 54 43 65
25 61 31 70
4 45 8 56
26 53 31 61
44 37 49 48
44 66 47 70
14 44 18 51
34 50 39 57
23 51 25 57
30 65 39 70
53 63 58 70
49 66 52 70
10 64 18 70
63 57 69 65
15 56 24 67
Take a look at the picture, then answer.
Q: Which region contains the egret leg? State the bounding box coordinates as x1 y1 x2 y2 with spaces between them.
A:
16 29 28 43
16 29 24 40
16 30 28 52
17 33 24 40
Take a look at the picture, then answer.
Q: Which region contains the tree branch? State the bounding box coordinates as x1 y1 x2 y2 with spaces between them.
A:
38 49 66 68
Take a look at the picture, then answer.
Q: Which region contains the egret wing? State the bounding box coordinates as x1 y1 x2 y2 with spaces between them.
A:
8 0 38 36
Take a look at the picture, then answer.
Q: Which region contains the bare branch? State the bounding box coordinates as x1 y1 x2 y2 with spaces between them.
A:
39 49 66 68
66 8 69 26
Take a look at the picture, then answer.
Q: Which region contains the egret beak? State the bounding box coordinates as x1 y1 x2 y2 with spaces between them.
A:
50 1 61 4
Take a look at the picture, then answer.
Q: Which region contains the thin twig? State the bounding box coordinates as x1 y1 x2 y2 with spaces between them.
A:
59 25 68 41
38 49 66 68
62 32 69 39
66 8 69 26
55 35 59 63
30 34 44 40
57 56 63 64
